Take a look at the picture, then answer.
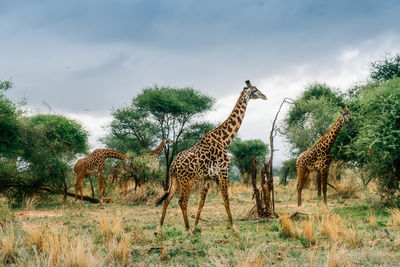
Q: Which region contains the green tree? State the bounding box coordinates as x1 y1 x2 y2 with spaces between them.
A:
370 54 400 82
106 86 214 188
228 138 269 184
348 78 400 203
284 83 345 156
0 80 20 157
0 113 88 202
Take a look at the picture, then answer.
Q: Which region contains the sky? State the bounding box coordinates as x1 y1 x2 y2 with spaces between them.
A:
1 0 400 164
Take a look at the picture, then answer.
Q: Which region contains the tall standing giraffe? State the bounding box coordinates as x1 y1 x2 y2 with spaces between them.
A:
74 149 130 202
296 108 351 207
109 138 174 194
156 81 267 235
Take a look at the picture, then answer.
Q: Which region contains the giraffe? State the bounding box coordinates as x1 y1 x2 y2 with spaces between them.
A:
296 108 351 207
108 138 173 195
74 149 130 202
155 80 267 235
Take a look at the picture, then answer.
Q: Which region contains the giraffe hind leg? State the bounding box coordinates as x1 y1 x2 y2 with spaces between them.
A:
156 177 179 235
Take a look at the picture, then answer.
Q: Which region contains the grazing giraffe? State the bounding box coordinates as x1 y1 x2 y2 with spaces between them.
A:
296 108 351 207
108 138 174 195
74 149 130 202
156 80 267 235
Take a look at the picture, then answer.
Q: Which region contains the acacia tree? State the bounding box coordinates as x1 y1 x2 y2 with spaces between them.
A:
348 78 400 203
228 138 268 184
370 53 400 82
106 86 214 188
0 111 88 202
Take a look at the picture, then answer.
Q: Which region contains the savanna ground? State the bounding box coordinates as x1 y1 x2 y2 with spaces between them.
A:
2 174 400 266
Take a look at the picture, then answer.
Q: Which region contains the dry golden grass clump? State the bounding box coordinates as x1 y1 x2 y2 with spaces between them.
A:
106 233 131 265
390 208 400 229
320 212 359 247
300 217 315 244
124 182 164 205
62 237 101 266
280 216 297 238
0 227 16 264
326 243 346 267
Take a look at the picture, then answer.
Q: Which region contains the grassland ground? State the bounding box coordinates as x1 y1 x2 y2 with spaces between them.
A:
1 177 400 266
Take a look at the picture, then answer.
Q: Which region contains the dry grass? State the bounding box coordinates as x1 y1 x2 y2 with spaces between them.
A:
63 237 101 267
124 182 164 205
280 216 297 238
98 213 124 241
369 212 377 228
42 227 68 267
106 233 131 265
0 228 16 264
321 213 341 242
300 217 315 244
390 208 400 229
24 224 44 251
326 243 345 267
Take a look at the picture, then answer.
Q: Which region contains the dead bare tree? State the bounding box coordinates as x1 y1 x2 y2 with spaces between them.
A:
250 98 293 218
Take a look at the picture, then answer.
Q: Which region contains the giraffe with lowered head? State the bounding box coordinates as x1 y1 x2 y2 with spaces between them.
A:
296 108 351 207
108 138 173 195
156 81 267 235
74 149 131 202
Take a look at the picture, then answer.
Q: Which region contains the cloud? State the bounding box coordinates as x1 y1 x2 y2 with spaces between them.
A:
1 1 400 163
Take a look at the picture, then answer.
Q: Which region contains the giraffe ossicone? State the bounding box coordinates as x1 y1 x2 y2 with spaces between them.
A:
155 80 267 236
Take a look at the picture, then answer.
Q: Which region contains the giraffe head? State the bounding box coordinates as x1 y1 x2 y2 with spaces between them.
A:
163 138 174 146
340 107 351 122
243 80 267 101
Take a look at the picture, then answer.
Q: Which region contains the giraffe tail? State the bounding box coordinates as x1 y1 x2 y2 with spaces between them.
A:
155 192 169 206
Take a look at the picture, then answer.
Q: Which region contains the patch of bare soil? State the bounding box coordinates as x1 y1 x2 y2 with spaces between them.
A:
14 210 64 218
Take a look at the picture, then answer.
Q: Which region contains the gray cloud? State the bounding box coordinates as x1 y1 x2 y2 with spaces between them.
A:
1 0 400 162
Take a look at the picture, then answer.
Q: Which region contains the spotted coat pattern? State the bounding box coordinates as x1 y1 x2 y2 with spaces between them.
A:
156 81 267 235
74 149 129 201
296 108 351 206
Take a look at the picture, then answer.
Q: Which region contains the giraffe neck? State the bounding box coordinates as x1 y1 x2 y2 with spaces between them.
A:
202 90 248 148
100 149 128 161
149 140 166 157
317 115 345 151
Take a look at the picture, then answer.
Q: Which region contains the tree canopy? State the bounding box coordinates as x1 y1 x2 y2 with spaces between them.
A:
228 138 269 183
284 83 345 156
105 86 215 188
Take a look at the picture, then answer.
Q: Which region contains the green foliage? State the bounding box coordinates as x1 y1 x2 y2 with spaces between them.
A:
0 108 89 202
105 85 214 187
278 159 297 184
0 81 20 157
348 78 400 202
284 83 345 156
103 106 157 154
370 54 400 82
228 138 268 182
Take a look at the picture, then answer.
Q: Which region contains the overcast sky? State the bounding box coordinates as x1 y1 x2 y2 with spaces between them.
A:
1 0 400 164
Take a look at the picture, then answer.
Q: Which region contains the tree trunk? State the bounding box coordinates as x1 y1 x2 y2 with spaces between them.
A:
251 157 263 216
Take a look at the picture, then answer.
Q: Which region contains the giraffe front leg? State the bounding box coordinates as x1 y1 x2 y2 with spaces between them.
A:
97 172 105 203
193 181 210 231
219 171 239 235
178 181 194 236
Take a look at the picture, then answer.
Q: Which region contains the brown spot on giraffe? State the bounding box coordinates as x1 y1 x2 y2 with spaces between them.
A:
155 81 267 235
296 108 351 206
74 149 129 202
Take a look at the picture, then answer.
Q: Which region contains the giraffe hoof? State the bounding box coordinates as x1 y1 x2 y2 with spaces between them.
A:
231 225 239 235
